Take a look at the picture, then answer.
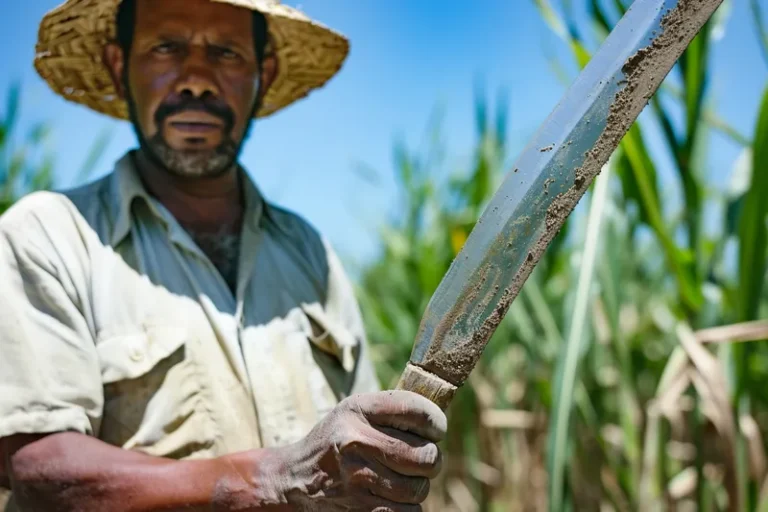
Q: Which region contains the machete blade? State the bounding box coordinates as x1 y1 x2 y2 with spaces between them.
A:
397 0 724 401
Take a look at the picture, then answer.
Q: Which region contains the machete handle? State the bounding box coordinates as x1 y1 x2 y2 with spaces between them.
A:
395 362 458 411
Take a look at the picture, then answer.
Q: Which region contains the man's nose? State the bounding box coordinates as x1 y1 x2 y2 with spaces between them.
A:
175 48 220 98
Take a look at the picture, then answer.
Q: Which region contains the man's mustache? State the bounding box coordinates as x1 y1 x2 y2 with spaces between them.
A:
154 95 235 131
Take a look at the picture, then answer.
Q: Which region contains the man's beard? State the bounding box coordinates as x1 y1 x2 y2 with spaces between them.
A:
143 129 238 179
126 90 256 179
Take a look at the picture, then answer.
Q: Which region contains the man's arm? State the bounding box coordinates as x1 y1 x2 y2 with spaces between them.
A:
1 390 445 512
0 200 290 511
1 432 288 511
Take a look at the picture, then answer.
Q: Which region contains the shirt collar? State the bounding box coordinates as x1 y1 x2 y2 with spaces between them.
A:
108 150 266 248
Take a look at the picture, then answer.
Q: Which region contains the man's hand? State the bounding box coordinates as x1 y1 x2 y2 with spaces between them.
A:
274 390 447 511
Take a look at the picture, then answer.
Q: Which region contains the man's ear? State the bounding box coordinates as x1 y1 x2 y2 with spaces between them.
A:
257 53 278 104
103 43 127 99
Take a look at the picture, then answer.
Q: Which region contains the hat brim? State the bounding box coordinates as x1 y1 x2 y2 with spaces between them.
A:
33 0 350 120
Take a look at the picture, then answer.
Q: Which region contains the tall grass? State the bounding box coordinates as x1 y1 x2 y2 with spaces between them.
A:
357 1 768 510
0 84 54 214
0 82 111 214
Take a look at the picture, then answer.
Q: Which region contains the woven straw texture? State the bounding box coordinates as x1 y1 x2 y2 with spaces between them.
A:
34 0 349 119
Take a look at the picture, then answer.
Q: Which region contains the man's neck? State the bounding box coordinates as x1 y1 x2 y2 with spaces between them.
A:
133 150 244 234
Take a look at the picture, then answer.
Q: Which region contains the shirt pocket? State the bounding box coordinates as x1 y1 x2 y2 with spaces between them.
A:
299 303 361 396
95 324 218 459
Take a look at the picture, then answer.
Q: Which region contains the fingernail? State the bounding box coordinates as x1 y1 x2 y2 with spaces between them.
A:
421 443 439 466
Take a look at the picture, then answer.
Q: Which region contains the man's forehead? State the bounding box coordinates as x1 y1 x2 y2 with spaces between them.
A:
134 0 254 36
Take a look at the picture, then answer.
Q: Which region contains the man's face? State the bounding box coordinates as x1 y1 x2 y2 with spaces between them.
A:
106 0 269 178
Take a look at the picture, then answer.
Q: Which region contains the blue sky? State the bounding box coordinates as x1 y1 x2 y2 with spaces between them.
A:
1 1 765 275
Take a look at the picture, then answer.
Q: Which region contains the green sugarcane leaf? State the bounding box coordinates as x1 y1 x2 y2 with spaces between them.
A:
547 159 613 512
737 85 768 322
532 0 568 41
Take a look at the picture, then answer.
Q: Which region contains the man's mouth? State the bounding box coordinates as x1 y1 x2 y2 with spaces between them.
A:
170 122 222 133
166 111 225 134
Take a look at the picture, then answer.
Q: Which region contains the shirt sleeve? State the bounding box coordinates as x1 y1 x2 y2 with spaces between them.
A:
321 239 381 395
0 195 103 440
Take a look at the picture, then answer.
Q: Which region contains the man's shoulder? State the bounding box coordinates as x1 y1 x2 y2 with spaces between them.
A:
0 190 79 232
57 172 113 218
0 191 90 265
264 202 323 245
0 173 113 245
262 201 332 280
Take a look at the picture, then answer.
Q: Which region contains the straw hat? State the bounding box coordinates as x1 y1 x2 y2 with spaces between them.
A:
34 0 350 119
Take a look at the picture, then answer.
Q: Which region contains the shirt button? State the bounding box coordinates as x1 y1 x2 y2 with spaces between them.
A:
130 346 144 362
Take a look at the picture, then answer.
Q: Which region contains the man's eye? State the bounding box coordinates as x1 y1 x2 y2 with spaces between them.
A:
214 47 239 60
153 42 179 54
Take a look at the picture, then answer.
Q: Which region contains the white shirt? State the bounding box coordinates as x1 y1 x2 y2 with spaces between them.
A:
0 151 380 469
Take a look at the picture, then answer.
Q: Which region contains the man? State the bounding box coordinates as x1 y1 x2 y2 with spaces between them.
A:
0 0 446 510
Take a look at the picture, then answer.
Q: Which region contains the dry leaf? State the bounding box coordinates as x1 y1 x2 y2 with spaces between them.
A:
695 320 768 344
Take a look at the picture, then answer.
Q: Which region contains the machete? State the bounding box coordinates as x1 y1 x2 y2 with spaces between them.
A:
396 0 725 409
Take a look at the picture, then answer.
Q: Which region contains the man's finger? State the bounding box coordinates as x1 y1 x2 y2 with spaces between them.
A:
342 454 430 504
348 423 442 478
348 390 447 443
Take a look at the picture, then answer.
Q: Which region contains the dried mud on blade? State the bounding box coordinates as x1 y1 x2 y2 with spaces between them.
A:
396 0 725 409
